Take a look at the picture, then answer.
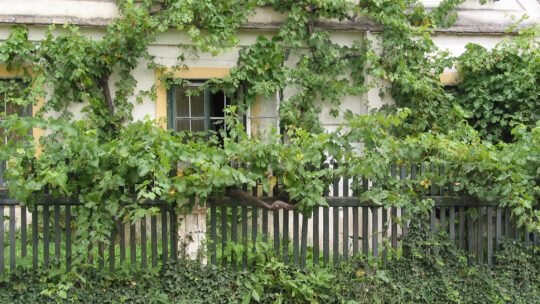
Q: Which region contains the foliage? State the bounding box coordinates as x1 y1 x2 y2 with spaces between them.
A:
335 218 540 304
160 260 248 304
218 0 368 133
0 260 247 304
0 0 258 138
2 109 538 279
218 0 472 134
341 112 540 230
0 0 538 275
0 113 340 264
451 25 540 142
357 0 464 136
242 253 337 303
0 220 538 303
221 234 339 303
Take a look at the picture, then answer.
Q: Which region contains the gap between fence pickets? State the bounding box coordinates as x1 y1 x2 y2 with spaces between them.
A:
0 195 536 271
0 202 211 267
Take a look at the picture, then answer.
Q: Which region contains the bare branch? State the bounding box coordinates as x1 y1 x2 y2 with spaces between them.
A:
307 16 318 65
99 72 115 116
226 188 297 211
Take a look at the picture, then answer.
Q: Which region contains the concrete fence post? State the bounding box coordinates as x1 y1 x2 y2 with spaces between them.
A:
177 203 207 261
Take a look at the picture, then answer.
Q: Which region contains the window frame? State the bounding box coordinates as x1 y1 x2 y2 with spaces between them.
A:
0 78 33 186
0 65 44 188
167 81 229 133
155 67 279 139
155 67 231 130
0 65 44 149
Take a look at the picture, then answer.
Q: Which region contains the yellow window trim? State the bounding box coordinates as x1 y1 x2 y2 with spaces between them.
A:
0 65 45 156
439 72 461 86
154 67 231 130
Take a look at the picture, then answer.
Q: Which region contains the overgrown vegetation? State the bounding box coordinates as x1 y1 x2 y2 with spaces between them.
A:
452 26 540 143
1 219 538 303
334 219 540 304
0 0 538 277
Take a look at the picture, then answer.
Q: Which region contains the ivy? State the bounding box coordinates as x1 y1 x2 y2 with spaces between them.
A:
1 222 539 303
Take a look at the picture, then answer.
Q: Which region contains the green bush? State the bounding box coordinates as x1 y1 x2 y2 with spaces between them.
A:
0 261 248 304
452 26 540 142
334 219 540 304
1 219 538 303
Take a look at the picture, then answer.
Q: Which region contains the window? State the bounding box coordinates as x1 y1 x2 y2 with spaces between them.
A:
155 67 231 131
168 82 228 134
0 79 32 187
155 67 279 139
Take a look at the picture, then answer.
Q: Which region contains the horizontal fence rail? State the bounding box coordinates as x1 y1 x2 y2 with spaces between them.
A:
0 164 538 273
208 197 539 268
0 195 177 275
208 163 539 268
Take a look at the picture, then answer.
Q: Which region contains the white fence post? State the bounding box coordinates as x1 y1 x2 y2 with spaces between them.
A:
177 203 206 261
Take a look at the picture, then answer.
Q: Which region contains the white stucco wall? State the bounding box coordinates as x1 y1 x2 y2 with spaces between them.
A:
0 0 538 129
1 0 537 30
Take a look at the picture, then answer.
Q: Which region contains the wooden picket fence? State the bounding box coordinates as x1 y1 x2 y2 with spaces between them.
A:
0 164 538 274
208 164 539 268
0 194 177 275
208 197 539 268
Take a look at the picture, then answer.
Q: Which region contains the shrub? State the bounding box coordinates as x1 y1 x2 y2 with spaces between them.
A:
1 219 538 303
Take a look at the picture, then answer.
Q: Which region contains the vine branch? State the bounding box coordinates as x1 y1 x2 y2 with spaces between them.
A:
99 72 115 116
226 188 297 211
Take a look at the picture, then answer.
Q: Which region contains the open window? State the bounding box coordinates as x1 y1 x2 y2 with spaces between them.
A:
167 81 228 135
155 67 279 140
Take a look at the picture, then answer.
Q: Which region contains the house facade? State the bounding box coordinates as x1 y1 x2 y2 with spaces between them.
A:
1 0 539 136
0 0 539 258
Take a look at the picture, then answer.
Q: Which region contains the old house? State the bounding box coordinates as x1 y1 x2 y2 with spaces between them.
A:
0 0 538 263
1 1 538 134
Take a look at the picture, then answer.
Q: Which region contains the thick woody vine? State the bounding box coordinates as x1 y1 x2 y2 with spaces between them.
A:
0 0 538 269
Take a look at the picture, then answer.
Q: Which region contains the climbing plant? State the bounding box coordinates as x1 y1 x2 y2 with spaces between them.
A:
451 25 540 142
0 0 538 273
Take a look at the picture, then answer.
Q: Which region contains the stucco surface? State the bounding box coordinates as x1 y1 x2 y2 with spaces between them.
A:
0 0 537 130
0 0 538 32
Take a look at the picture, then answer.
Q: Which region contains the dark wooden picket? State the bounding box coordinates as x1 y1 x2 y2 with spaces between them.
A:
0 194 176 275
0 160 538 274
207 163 539 269
242 206 248 269
312 208 318 265
141 216 147 268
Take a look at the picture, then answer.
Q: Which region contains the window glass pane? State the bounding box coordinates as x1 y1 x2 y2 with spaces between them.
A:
190 91 205 117
5 102 25 116
176 119 205 132
175 87 189 117
191 119 205 132
176 119 190 132
170 83 231 136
